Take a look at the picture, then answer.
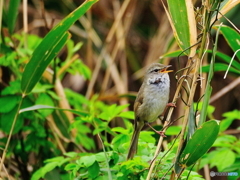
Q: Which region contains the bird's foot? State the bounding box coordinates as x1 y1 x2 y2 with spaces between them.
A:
167 102 176 108
156 131 166 137
146 123 166 137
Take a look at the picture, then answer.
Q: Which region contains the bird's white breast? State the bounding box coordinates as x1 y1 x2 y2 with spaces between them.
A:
138 73 170 122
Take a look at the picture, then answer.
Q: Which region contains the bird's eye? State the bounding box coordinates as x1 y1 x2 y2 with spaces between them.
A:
153 69 159 73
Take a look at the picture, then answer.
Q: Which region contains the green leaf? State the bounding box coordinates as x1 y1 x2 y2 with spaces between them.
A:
209 148 236 171
95 152 106 162
1 80 21 95
177 120 220 168
0 106 24 134
79 155 96 167
31 161 59 180
64 163 77 171
0 95 20 113
202 63 240 75
98 104 129 121
160 49 184 59
88 161 100 178
166 0 197 56
21 0 98 95
216 25 240 60
165 126 182 135
65 88 90 107
118 111 134 119
112 134 129 152
7 0 21 34
213 135 237 148
36 93 55 117
21 31 70 95
19 105 89 117
220 110 240 132
31 83 54 93
213 51 240 69
111 127 129 134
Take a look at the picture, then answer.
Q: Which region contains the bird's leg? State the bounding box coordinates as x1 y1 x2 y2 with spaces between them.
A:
160 102 177 118
146 122 166 137
151 103 176 137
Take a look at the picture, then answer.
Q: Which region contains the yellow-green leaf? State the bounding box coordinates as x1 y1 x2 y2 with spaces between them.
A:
165 0 197 57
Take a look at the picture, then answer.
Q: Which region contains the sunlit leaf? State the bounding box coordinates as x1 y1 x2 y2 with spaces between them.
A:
165 0 197 56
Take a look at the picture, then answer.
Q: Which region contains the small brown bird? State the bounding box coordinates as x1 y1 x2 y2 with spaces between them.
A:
127 63 172 160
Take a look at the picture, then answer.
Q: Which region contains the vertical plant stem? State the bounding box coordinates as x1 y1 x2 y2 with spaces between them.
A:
172 3 213 177
0 0 3 37
174 54 200 168
0 96 24 173
23 0 28 48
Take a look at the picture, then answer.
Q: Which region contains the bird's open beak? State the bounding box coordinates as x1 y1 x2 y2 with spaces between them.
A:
160 65 173 73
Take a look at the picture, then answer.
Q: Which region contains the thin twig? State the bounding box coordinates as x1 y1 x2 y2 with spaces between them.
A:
210 77 240 103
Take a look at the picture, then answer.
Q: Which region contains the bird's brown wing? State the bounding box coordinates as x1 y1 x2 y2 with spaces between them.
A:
133 84 144 113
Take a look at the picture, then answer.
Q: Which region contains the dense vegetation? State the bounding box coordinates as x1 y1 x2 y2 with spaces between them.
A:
0 0 240 179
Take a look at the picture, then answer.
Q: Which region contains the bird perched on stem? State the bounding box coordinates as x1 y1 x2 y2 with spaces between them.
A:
127 63 173 160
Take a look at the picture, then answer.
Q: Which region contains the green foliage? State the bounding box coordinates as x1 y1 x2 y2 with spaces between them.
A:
1 0 239 179
177 120 220 169
195 110 240 179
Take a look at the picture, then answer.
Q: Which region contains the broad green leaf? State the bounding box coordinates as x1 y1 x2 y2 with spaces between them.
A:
213 135 237 147
178 120 220 168
166 0 197 56
209 148 236 171
7 0 21 34
220 110 240 132
95 152 106 162
0 106 24 134
88 161 100 178
31 161 60 180
80 155 96 167
111 127 129 134
112 134 129 152
21 0 98 95
215 25 240 60
21 31 70 95
118 111 134 119
0 95 20 113
64 163 77 171
165 126 182 135
98 104 130 121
